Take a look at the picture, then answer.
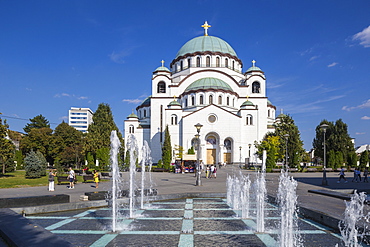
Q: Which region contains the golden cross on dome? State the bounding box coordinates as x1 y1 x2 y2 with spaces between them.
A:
201 21 211 36
246 95 249 101
173 95 177 100
252 60 256 67
161 60 165 67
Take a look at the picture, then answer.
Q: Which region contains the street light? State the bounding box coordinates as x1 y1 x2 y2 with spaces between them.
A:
248 144 252 167
284 134 289 171
239 146 242 169
320 124 329 186
194 123 203 186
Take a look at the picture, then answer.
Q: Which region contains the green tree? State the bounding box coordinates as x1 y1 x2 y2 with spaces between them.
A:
14 150 23 169
162 125 172 170
84 103 124 168
0 118 16 174
96 147 110 171
24 150 44 178
313 119 355 166
20 127 53 164
274 114 305 166
23 114 50 134
86 152 95 170
174 145 184 160
255 134 281 169
51 122 84 169
359 151 369 168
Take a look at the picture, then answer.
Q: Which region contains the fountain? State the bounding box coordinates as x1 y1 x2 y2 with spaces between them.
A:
110 130 121 232
277 170 300 247
339 190 370 246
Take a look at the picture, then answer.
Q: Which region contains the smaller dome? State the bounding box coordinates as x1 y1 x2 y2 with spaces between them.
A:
154 66 170 72
185 77 233 93
245 60 263 73
127 112 138 119
267 99 273 106
169 100 181 106
139 96 151 107
241 100 254 107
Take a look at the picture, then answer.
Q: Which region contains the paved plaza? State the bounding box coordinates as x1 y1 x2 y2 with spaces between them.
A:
1 166 370 246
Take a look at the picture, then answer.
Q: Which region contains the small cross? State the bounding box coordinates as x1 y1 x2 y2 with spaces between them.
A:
246 95 249 101
201 21 211 36
173 95 177 100
161 60 165 67
252 60 256 67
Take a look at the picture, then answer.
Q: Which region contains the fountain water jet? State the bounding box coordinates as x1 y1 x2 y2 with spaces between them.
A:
127 134 138 218
277 170 300 247
255 171 266 233
110 130 122 232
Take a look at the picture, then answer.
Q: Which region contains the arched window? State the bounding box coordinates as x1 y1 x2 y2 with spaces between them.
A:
227 97 230 106
216 57 220 67
252 81 261 93
200 95 204 104
225 58 229 68
187 58 191 68
144 109 146 118
184 98 188 107
268 109 270 118
129 125 134 133
232 61 235 70
233 98 235 107
206 56 210 67
171 115 178 125
157 81 166 93
209 95 213 104
246 114 253 125
191 96 195 105
224 139 232 150
180 61 183 71
196 57 201 67
218 95 222 105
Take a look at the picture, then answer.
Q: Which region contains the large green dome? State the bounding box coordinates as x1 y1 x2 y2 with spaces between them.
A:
176 36 237 58
184 77 233 93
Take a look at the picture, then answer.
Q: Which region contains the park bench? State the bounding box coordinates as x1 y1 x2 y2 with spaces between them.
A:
324 168 333 172
82 174 101 182
57 176 77 185
152 168 169 172
272 169 282 172
306 168 317 172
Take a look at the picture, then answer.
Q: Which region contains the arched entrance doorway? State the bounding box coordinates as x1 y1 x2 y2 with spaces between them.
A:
205 134 218 165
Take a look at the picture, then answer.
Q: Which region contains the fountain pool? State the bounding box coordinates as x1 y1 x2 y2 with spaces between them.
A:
26 197 346 247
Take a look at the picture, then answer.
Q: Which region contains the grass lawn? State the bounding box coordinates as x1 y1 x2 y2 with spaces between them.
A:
0 170 49 188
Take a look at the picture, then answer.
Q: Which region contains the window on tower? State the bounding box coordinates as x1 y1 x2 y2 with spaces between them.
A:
218 95 222 105
129 125 135 133
209 95 213 104
216 57 220 67
206 56 210 67
246 114 253 125
252 81 261 93
171 115 178 125
225 58 229 68
157 81 166 93
200 95 204 105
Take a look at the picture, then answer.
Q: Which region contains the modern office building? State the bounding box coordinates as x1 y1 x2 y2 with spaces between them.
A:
68 107 93 132
124 22 277 165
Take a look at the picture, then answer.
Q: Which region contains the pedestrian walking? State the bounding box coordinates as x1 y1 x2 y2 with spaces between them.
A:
337 168 347 183
93 170 99 189
68 167 75 189
357 169 362 182
206 165 210 178
352 168 358 182
210 164 215 178
364 168 369 183
48 169 57 191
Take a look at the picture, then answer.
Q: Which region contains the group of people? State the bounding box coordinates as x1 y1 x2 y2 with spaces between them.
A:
337 167 369 183
48 167 100 191
205 164 217 179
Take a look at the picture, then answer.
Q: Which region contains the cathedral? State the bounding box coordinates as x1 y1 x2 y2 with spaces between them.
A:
124 22 277 165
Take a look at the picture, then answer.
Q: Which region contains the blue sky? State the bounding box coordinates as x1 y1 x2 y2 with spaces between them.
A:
1 0 370 150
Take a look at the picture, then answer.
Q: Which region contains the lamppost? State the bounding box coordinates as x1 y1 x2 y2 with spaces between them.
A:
248 144 252 167
320 124 329 186
284 134 289 171
239 146 242 169
195 123 203 186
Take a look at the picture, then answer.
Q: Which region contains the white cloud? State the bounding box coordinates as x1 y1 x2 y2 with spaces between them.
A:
309 55 319 61
122 99 143 104
342 99 370 111
356 132 366 135
328 62 338 68
353 25 370 48
60 116 68 120
361 116 370 120
54 93 88 100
